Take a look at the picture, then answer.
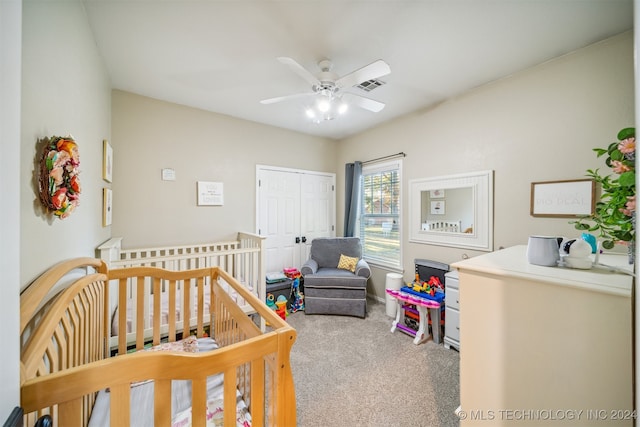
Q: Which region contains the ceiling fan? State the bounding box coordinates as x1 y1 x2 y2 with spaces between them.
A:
260 57 391 119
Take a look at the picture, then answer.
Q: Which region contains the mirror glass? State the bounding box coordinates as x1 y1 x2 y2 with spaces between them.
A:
420 187 474 233
409 170 494 251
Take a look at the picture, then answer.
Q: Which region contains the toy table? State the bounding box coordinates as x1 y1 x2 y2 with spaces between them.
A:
386 287 443 345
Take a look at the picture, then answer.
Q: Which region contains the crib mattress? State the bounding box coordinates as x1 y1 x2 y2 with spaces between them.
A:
88 338 251 427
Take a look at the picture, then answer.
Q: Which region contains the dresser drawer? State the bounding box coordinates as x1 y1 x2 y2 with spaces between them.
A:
445 270 459 289
445 308 460 342
444 308 460 342
445 287 459 310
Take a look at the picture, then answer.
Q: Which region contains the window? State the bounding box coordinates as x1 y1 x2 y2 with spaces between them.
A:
358 159 402 268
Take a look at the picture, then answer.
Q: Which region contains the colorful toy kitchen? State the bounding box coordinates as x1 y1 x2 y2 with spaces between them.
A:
386 259 458 348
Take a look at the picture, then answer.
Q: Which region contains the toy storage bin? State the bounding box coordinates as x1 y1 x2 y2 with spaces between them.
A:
266 279 293 309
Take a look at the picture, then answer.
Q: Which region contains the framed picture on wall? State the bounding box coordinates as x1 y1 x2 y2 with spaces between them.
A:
430 200 445 215
103 188 112 226
530 179 595 217
429 189 445 198
197 181 224 206
102 139 113 183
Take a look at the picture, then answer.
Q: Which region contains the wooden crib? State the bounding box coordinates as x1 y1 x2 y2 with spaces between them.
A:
98 232 268 343
20 257 296 426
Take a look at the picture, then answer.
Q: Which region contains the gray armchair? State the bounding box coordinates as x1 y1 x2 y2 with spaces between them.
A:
300 237 371 318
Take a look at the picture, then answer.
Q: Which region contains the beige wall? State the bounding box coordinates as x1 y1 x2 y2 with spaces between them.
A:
1 0 21 415
20 1 112 287
337 31 635 300
111 91 338 247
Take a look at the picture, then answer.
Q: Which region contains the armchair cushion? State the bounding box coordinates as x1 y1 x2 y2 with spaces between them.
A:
309 237 363 269
337 254 359 272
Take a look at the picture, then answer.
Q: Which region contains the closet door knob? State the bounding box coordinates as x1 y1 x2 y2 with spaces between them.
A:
295 237 301 244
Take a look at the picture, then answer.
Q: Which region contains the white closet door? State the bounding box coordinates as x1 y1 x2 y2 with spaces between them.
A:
258 169 301 274
257 166 335 273
300 173 335 262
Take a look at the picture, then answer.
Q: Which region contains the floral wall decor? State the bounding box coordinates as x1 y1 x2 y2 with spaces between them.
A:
38 135 81 219
573 127 635 256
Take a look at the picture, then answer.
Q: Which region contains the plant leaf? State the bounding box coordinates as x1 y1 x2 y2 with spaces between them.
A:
618 171 636 187
617 127 635 140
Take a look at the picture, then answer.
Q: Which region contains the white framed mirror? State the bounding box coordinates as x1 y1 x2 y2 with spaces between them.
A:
409 170 494 251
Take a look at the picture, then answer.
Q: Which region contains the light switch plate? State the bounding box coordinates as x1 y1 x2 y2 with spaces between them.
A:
161 168 176 181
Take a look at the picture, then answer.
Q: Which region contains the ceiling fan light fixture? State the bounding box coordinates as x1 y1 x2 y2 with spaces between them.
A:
262 57 390 124
317 97 331 113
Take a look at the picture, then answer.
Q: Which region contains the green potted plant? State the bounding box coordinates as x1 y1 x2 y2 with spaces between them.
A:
573 127 635 262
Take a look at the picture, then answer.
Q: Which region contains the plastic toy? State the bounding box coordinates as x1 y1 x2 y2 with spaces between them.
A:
266 293 276 310
275 295 288 320
386 287 444 345
283 267 301 279
427 276 443 290
290 278 305 312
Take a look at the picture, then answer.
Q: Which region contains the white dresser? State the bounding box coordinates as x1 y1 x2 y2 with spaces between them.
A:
452 245 633 426
444 269 460 351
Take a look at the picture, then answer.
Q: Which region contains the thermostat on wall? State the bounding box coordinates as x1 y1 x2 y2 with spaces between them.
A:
161 168 176 181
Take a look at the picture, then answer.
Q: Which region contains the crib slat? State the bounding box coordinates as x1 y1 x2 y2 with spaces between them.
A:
224 367 238 427
118 277 128 355
136 276 145 350
168 279 177 341
57 319 69 370
192 377 207 426
196 276 204 336
183 279 191 338
110 383 131 426
154 379 172 427
250 358 265 426
152 277 161 346
58 398 82 427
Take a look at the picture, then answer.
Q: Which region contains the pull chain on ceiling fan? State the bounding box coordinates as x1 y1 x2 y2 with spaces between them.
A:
260 57 391 122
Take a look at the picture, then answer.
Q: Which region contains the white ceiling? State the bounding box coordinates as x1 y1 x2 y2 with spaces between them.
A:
82 0 634 140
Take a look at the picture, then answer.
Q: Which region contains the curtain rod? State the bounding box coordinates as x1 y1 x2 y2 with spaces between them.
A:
362 152 406 165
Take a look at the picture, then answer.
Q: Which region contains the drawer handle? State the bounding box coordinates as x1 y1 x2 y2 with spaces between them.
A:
456 300 459 304
456 326 460 330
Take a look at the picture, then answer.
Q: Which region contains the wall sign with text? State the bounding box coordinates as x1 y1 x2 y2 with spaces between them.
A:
530 179 595 218
197 181 224 206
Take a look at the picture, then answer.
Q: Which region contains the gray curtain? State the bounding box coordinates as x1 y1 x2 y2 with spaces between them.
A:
344 161 362 237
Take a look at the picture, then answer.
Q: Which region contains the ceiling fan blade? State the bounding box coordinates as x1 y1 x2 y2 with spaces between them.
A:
260 92 313 105
277 57 321 87
336 59 391 89
341 93 386 113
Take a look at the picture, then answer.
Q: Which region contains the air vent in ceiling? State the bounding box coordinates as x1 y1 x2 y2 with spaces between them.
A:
356 79 385 92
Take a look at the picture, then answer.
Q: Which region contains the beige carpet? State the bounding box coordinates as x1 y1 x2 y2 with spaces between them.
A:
286 299 460 427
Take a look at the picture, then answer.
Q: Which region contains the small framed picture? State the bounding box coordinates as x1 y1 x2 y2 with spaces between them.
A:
430 200 445 215
102 139 113 183
103 188 112 226
429 189 445 198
